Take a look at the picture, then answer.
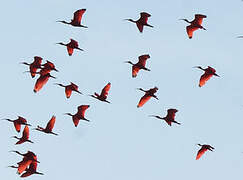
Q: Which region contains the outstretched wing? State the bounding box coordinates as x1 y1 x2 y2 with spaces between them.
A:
137 95 151 108
132 66 140 78
45 116 56 131
14 121 21 132
138 54 150 67
70 39 79 48
17 158 32 174
100 83 111 99
77 105 90 118
34 75 49 93
167 109 178 120
72 9 86 24
199 72 213 87
22 125 29 140
194 14 207 25
186 25 199 39
67 46 74 56
136 23 144 33
139 12 151 24
196 147 208 160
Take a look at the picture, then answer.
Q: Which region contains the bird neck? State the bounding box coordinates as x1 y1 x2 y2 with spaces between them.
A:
126 19 136 23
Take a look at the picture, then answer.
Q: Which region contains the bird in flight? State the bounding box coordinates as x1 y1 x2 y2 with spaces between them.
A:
2 116 31 133
125 12 153 33
65 105 90 127
125 54 151 77
39 60 58 76
21 56 42 78
180 14 207 39
57 9 88 28
194 66 219 87
137 87 158 108
34 116 58 135
55 82 82 98
89 82 111 103
149 109 180 126
12 125 34 144
196 144 214 160
56 39 84 56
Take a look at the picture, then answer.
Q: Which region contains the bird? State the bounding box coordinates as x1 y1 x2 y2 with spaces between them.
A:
125 54 150 77
194 66 219 87
196 144 214 160
34 116 58 135
34 73 56 93
21 56 42 78
55 82 82 98
89 82 111 103
180 14 207 39
149 109 180 126
125 12 153 33
12 125 34 144
20 157 44 177
56 39 84 56
65 105 90 127
57 9 88 28
2 116 31 132
137 87 158 108
39 60 58 76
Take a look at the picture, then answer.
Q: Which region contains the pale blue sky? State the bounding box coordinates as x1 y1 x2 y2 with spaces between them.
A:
1 0 243 179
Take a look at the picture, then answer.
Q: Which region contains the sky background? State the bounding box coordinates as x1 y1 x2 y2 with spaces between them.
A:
1 0 243 179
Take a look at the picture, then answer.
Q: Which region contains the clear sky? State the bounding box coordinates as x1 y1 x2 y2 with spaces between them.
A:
1 0 243 179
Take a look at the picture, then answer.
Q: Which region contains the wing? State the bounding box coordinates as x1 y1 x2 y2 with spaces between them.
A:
132 66 140 78
138 54 150 67
167 109 178 120
100 83 111 99
21 171 33 178
137 95 152 108
186 25 199 39
34 75 49 92
70 39 79 48
139 12 151 24
136 23 144 33
65 86 72 98
67 46 74 56
45 116 56 131
34 56 42 65
199 72 213 87
72 115 80 127
22 125 29 140
196 147 208 160
194 14 207 25
13 121 21 132
17 158 32 174
18 116 27 124
29 64 38 78
77 105 90 118
72 9 86 24
70 82 79 91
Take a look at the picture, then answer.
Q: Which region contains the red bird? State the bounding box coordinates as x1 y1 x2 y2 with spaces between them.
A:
55 82 82 98
21 56 42 78
9 150 39 175
137 87 158 108
89 82 111 103
57 39 84 56
196 144 214 160
180 14 207 39
20 157 44 177
34 73 56 93
2 116 31 133
149 109 180 126
125 54 150 77
57 9 88 28
65 105 90 127
194 66 219 87
12 125 33 144
34 116 58 135
125 12 153 33
39 60 58 76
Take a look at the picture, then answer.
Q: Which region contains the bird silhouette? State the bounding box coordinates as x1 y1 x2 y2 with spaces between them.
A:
125 54 150 77
180 14 207 39
89 82 111 103
55 82 82 98
65 105 90 127
137 87 158 108
194 66 219 87
56 39 84 56
2 116 31 132
196 144 214 160
149 109 180 126
21 56 42 78
125 12 153 33
34 116 58 135
57 9 88 28
12 125 34 144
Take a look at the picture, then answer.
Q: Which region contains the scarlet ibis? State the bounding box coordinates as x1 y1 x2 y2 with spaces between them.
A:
2 116 31 132
12 125 33 144
57 9 88 28
34 116 58 135
180 14 207 39
125 12 153 33
57 39 84 56
194 66 219 87
149 109 180 126
10 150 39 174
65 105 90 127
20 157 43 177
55 82 82 98
34 73 56 93
89 82 111 103
137 87 158 108
39 60 58 76
21 56 42 78
196 144 214 160
125 54 150 77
